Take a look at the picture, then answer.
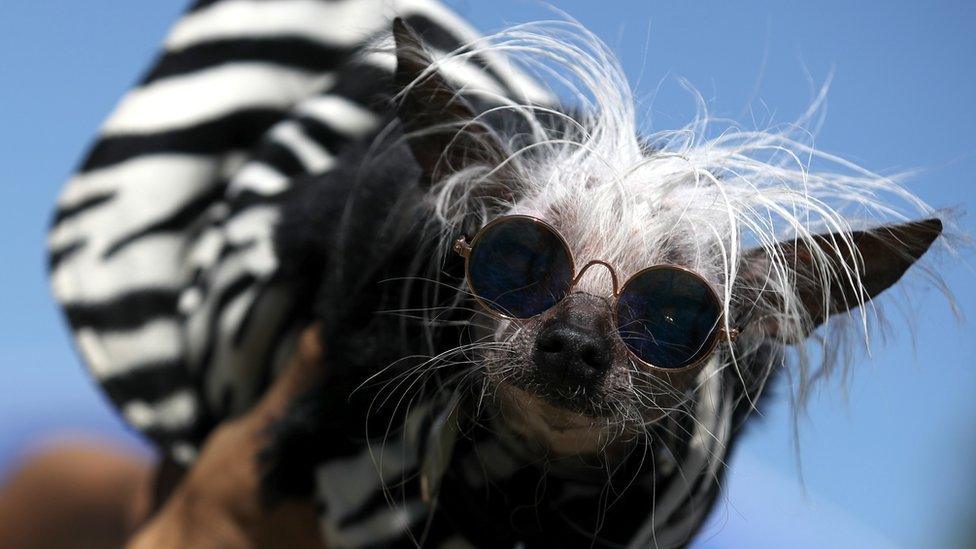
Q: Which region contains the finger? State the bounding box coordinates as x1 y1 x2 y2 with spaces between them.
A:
251 323 325 420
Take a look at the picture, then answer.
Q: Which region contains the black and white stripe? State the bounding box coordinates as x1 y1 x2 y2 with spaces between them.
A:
50 0 548 460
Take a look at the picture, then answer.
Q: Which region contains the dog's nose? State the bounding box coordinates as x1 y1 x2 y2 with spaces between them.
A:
534 321 612 384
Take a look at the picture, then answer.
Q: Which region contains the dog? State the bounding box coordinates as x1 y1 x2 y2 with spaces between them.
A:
256 18 946 548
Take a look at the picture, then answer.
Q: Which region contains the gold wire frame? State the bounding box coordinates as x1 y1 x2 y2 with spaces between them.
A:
453 215 739 374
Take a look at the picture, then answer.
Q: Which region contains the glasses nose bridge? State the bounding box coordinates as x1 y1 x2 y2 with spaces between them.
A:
572 260 621 296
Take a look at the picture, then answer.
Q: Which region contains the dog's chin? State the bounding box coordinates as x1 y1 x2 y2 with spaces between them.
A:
494 380 625 458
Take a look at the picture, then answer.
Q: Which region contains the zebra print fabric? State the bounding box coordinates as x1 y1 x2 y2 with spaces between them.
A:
49 0 548 464
48 1 730 546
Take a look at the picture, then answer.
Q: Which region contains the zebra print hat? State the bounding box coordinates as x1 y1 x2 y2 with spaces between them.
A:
49 0 550 463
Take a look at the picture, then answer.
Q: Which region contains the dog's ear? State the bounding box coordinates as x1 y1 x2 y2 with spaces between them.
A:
393 18 509 187
740 218 942 342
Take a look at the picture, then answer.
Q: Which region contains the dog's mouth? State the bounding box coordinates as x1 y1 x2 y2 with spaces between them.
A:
498 368 617 418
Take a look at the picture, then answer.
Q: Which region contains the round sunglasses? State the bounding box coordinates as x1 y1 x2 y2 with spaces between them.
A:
453 215 738 373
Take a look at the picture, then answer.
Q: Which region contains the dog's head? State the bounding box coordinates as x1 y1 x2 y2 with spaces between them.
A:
392 20 943 456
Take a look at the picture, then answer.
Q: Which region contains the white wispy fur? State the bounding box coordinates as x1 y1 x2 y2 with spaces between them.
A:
401 18 949 413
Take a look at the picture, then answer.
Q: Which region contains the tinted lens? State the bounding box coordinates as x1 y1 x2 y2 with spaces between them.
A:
467 218 574 319
616 268 721 369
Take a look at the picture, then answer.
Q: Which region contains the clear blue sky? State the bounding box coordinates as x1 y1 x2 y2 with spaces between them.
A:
1 1 974 547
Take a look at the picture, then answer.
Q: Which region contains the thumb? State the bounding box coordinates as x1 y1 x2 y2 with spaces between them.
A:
250 323 325 422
